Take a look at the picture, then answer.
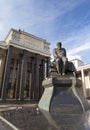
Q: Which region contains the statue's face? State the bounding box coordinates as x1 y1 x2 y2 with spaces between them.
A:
57 43 62 49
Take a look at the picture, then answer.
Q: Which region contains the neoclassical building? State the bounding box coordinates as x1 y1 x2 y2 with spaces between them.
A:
71 59 90 98
0 28 50 101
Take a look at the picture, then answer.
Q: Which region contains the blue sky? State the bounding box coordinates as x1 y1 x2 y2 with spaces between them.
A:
0 0 90 64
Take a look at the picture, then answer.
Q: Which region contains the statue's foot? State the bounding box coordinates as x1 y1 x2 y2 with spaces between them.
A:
62 73 65 75
57 71 61 75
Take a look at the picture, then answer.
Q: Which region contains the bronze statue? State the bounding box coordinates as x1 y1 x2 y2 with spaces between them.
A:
50 42 76 76
53 42 67 75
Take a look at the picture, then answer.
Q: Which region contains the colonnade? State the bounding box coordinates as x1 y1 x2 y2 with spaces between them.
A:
0 45 50 101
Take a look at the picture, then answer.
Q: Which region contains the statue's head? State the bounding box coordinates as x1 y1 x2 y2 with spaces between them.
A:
57 42 62 48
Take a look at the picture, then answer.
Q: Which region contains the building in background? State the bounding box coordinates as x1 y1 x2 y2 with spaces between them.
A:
71 59 90 98
0 28 50 101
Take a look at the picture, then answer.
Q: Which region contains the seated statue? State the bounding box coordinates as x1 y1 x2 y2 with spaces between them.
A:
50 42 76 76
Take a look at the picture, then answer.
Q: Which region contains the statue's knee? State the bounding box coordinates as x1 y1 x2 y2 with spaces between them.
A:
56 58 59 61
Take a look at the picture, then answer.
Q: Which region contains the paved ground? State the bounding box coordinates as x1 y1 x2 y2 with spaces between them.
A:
0 118 14 130
0 101 90 130
0 106 89 130
0 103 37 130
0 103 37 111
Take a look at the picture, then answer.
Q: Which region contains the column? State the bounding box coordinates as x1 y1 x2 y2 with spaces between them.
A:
42 59 46 80
88 70 90 97
28 68 32 99
11 58 18 98
0 55 6 97
15 54 23 99
30 57 35 99
0 56 1 94
46 57 50 78
1 46 13 99
19 50 28 100
34 54 40 99
81 69 86 97
0 56 2 77
39 59 45 98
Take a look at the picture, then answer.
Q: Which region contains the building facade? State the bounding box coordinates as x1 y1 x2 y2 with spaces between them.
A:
71 59 90 98
0 28 50 101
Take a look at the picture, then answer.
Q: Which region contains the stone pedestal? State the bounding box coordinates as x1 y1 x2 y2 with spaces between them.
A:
38 76 90 113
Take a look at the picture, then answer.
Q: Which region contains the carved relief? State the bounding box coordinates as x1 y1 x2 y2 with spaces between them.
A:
11 31 50 55
44 42 50 52
12 32 20 42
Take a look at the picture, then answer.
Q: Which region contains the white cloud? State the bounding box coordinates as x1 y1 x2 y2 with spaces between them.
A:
68 42 90 55
66 41 90 62
27 0 85 27
67 54 83 61
0 0 86 36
